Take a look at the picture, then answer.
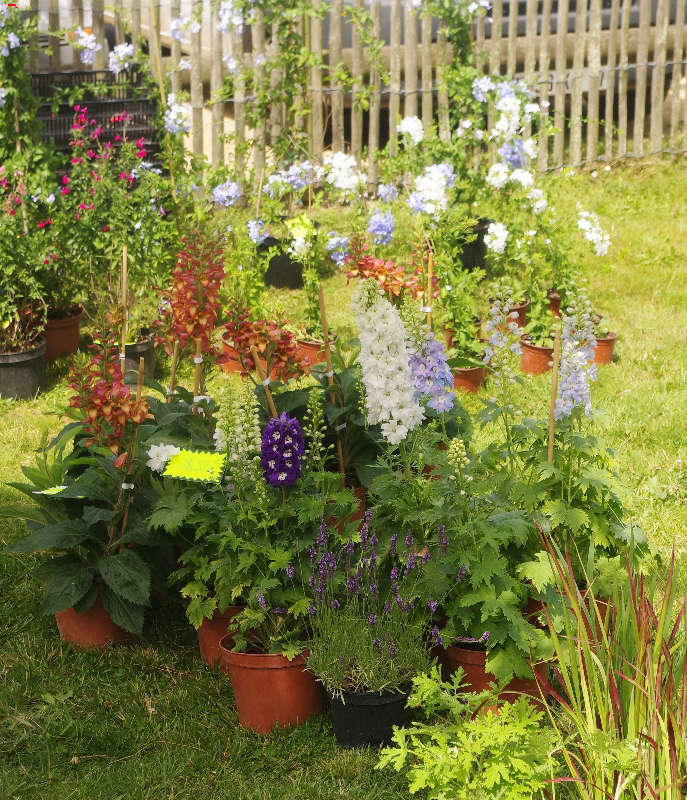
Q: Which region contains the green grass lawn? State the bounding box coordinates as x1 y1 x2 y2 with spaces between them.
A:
1 160 686 799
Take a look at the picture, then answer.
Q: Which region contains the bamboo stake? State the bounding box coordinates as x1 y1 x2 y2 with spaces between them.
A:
318 285 346 488
120 246 128 359
193 339 202 398
168 340 180 400
547 329 561 463
426 250 433 329
136 356 145 401
250 345 278 418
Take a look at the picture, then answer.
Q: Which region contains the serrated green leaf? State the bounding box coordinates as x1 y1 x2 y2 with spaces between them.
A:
542 500 589 533
102 585 144 635
147 491 191 534
5 520 91 553
98 550 150 606
40 557 95 615
82 506 115 529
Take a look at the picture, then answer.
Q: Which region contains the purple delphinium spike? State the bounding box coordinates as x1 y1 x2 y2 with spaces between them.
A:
260 412 305 486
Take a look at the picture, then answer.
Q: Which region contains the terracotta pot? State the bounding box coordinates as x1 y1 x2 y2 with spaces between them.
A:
520 336 554 375
197 606 243 669
442 645 548 708
0 338 46 400
45 305 83 362
593 332 617 365
547 290 561 318
296 336 337 374
219 638 324 733
445 319 482 350
453 365 487 393
55 590 132 650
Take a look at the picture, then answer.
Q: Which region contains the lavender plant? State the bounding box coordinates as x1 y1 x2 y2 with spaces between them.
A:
306 512 452 696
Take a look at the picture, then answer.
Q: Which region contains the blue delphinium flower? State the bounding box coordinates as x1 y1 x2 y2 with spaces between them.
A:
325 232 349 266
408 332 455 413
368 209 395 245
260 412 305 487
498 138 527 169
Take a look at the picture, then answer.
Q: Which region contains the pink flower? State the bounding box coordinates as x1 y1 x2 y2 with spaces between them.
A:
160 207 166 216
79 203 86 210
87 150 95 158
62 175 69 185
119 172 126 180
75 213 80 220
137 137 145 148
61 187 69 195
115 134 121 142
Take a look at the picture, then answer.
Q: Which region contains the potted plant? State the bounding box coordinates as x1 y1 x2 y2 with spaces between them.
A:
0 163 51 398
520 300 558 375
307 510 456 747
2 349 165 647
592 314 618 365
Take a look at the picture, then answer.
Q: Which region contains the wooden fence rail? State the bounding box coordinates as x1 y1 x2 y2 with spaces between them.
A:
24 0 687 175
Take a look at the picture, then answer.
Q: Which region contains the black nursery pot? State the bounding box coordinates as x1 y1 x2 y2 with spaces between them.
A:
329 688 409 748
460 218 492 272
260 236 304 289
0 339 46 400
123 331 155 379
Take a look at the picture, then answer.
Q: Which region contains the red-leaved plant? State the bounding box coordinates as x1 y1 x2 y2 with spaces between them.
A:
221 303 306 382
536 531 687 800
156 232 225 355
69 347 150 454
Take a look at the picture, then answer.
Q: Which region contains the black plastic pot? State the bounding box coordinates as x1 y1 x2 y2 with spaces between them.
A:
460 218 492 272
260 236 304 289
0 339 46 400
329 688 409 748
124 334 155 380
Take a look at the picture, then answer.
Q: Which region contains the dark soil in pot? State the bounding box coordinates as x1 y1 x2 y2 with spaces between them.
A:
260 236 304 289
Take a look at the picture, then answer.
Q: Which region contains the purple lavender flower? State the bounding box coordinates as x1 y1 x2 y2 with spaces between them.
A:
404 551 417 576
383 601 392 614
372 637 381 651
390 564 399 592
308 574 316 588
368 613 377 627
260 412 305 487
479 631 490 645
368 209 395 245
388 641 397 658
331 599 340 610
345 538 355 557
428 598 438 614
438 525 448 556
325 232 349 267
286 565 295 579
316 520 329 548
369 581 377 596
309 547 317 564
272 607 286 615
390 532 398 558
408 333 455 413
257 592 266 608
346 576 361 595
430 626 443 647
307 603 316 616
405 532 414 549
457 564 467 582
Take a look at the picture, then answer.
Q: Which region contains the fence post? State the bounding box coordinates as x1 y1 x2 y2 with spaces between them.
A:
670 0 686 144
570 0 588 167
251 10 266 177
130 0 141 57
367 0 382 190
420 10 433 132
618 0 631 156
437 24 450 143
170 0 182 95
537 0 552 172
587 0 602 164
404 1 418 118
389 0 402 155
649 0 669 153
310 2 323 158
211 2 225 165
604 0 620 161
190 0 203 158
553 0 570 168
351 0 364 158
633 0 651 157
330 0 344 152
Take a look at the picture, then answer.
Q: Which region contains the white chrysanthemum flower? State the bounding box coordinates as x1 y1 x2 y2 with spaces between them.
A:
147 444 181 473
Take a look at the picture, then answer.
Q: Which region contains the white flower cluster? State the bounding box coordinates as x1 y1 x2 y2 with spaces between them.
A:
577 207 611 256
528 187 548 214
468 0 492 12
170 15 199 41
486 161 535 190
484 221 509 254
324 152 364 196
407 163 456 216
217 0 245 34
109 42 134 75
164 93 189 135
398 115 424 145
215 383 262 481
351 281 424 445
147 443 181 473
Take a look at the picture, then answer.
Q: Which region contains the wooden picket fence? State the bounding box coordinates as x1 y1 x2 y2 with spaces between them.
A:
26 0 687 175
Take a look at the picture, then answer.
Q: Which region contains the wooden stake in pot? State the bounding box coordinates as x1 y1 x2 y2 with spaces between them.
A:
136 356 145 401
425 249 434 329
547 329 562 463
120 246 128 364
250 345 278 418
168 340 179 401
318 285 346 488
192 339 203 399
